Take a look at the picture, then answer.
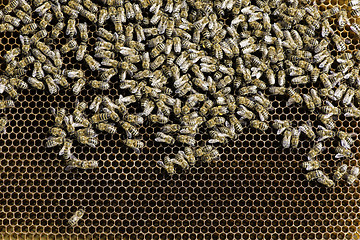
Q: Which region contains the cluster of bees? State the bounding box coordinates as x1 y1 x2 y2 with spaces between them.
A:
1 0 360 227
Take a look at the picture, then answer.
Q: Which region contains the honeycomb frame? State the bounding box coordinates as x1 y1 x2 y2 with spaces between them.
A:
1 0 360 240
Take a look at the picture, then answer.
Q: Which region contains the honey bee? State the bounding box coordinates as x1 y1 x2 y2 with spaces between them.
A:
72 78 86 96
97 27 115 42
291 75 309 85
51 107 65 126
286 88 303 106
115 95 135 107
34 1 51 16
97 8 109 26
119 121 138 138
65 69 84 79
122 114 143 126
195 145 213 158
149 114 169 124
177 134 196 146
101 68 119 82
75 128 96 139
18 55 35 69
205 116 224 128
68 209 85 227
317 174 335 187
89 80 110 90
180 124 198 135
342 88 355 106
346 167 359 185
155 132 175 145
4 83 18 99
335 146 353 159
344 104 360 118
51 49 62 68
301 94 315 112
337 131 355 149
316 125 335 141
209 106 228 117
84 54 101 71
319 114 335 130
201 148 220 163
333 164 348 182
51 21 65 38
0 23 14 32
3 48 20 63
250 120 269 132
18 35 30 56
39 12 53 30
61 5 79 18
173 151 190 170
9 77 28 89
299 122 315 140
0 117 7 134
2 15 20 29
157 156 176 175
46 136 64 148
50 2 63 21
59 138 73 160
60 39 78 54
95 122 116 134
78 134 99 148
35 41 55 59
281 129 292 148
30 49 45 63
103 107 121 122
74 42 87 61
140 98 155 117
14 9 32 24
4 60 17 76
65 155 98 171
302 160 321 171
161 124 180 134
17 0 31 12
307 142 324 160
310 88 322 107
269 86 286 95
123 139 144 153
272 120 291 135
305 170 324 181
332 34 346 52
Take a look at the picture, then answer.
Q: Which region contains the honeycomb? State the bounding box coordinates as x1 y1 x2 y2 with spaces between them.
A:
1 0 360 240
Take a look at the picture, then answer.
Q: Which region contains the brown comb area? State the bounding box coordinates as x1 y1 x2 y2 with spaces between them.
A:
1 0 360 239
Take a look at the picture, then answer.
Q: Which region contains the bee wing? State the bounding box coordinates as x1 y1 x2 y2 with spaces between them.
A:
277 128 286 135
208 139 220 144
131 146 140 154
58 144 66 156
285 98 295 107
157 160 166 169
50 107 56 115
335 153 346 159
63 116 70 125
72 123 84 128
64 164 75 171
341 139 351 149
154 137 164 143
0 84 6 94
